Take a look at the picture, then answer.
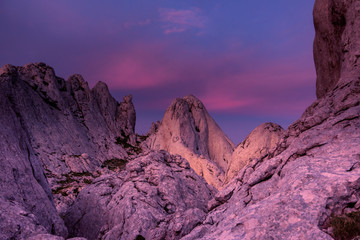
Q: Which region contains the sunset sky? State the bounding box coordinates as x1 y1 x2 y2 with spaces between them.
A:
0 0 316 143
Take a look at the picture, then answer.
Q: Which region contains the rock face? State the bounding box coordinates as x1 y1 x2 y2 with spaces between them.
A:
224 122 284 184
146 95 235 189
64 151 214 240
0 68 68 239
313 0 360 98
182 69 360 240
182 1 360 238
0 63 137 222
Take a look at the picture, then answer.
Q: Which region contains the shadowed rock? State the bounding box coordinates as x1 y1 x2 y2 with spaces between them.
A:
314 0 360 98
64 151 214 240
0 62 137 225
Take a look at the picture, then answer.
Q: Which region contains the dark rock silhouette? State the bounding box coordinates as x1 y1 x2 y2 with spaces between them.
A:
314 0 360 98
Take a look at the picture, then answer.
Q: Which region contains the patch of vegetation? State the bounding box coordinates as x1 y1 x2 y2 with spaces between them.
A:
73 188 79 195
57 174 76 184
115 130 143 155
83 178 93 184
330 210 360 240
101 158 128 171
115 136 132 148
138 134 149 142
135 235 145 240
72 171 92 177
52 185 70 195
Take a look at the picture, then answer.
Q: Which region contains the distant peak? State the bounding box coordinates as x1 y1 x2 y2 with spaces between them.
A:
93 81 109 92
123 94 133 103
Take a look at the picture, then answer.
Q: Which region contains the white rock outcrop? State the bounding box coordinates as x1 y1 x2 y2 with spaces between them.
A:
64 151 214 240
146 95 235 188
224 122 284 183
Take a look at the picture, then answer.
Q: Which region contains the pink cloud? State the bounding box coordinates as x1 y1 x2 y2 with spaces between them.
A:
199 94 257 111
88 42 178 89
159 8 207 34
83 38 315 117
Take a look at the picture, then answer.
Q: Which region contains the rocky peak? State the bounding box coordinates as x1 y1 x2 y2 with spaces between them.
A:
182 1 360 238
224 122 284 184
92 82 136 142
146 95 234 189
0 63 137 217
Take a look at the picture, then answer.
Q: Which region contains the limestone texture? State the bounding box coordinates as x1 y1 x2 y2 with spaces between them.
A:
224 122 284 184
64 151 214 240
146 95 235 188
314 0 360 98
181 1 360 237
1 1 360 239
182 70 360 240
0 62 137 239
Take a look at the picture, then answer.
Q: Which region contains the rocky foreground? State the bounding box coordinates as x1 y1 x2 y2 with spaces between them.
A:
1 0 360 239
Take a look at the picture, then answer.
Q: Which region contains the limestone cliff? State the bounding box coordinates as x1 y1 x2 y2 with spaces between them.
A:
0 62 137 238
183 1 360 238
314 0 360 98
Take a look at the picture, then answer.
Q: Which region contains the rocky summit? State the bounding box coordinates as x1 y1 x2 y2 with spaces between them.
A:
145 95 235 189
224 122 284 184
1 1 360 240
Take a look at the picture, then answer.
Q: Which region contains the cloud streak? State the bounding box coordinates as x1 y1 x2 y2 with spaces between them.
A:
159 8 207 34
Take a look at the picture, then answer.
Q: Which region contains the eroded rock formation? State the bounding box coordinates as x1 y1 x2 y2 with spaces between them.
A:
182 66 360 240
146 95 235 189
1 1 360 239
182 1 360 238
64 151 214 240
314 0 360 98
0 62 138 238
224 122 284 184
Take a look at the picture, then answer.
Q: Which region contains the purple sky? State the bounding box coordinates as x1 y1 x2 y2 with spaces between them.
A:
0 0 316 144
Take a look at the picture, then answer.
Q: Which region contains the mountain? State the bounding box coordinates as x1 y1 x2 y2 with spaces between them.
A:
0 63 137 239
182 0 360 238
145 95 235 189
1 0 360 239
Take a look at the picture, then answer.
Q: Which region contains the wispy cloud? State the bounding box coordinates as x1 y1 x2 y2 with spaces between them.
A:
123 19 151 29
159 7 207 34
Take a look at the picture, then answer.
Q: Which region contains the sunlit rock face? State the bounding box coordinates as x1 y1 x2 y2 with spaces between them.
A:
64 151 214 240
0 63 137 216
145 95 235 189
182 1 360 238
182 65 360 240
224 122 284 184
313 0 360 98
